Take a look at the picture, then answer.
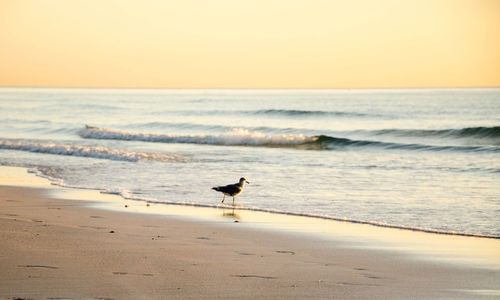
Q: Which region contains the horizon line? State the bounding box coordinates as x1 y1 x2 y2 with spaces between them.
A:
1 85 499 91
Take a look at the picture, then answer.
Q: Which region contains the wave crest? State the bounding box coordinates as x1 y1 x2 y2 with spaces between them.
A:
371 126 500 140
313 135 500 152
80 125 313 146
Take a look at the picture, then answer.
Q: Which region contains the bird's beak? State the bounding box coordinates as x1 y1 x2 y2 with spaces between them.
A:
246 180 250 184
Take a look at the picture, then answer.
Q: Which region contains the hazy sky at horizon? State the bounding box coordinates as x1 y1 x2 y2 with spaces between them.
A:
1 0 499 89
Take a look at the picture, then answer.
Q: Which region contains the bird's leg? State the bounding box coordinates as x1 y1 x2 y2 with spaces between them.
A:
221 195 225 203
232 196 235 206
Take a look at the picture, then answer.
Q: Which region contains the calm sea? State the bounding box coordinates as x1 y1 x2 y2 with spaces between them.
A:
1 88 499 237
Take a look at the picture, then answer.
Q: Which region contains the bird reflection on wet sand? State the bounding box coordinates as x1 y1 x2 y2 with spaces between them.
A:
222 207 241 221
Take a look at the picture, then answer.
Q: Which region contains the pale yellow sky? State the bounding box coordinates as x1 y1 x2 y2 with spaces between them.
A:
0 0 499 88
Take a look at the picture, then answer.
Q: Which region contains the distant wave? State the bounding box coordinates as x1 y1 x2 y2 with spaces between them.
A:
250 109 372 117
41 103 124 111
369 126 500 140
128 121 235 132
0 139 183 162
158 109 377 118
80 126 500 153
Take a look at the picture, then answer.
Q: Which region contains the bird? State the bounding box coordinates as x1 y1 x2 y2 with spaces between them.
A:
212 177 250 205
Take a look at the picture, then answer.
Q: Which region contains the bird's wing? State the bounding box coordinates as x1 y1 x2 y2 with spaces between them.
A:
218 184 241 194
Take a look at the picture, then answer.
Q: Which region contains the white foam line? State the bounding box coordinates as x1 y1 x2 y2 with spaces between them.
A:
80 126 314 146
0 139 184 162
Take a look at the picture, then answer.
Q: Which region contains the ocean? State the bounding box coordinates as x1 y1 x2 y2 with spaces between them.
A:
1 88 499 238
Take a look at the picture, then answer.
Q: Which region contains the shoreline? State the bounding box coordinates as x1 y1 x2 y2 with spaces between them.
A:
1 166 499 299
26 166 500 240
106 197 500 240
14 166 500 269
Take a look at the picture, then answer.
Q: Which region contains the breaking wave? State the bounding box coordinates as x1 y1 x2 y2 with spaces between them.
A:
80 126 500 153
0 139 183 162
79 126 313 146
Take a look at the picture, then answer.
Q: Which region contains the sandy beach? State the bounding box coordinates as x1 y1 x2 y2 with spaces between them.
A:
0 167 499 300
2 0 500 298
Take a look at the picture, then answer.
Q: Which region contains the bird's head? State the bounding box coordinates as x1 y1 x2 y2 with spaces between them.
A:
239 177 250 185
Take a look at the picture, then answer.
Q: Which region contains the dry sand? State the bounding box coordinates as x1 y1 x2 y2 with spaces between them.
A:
0 167 499 299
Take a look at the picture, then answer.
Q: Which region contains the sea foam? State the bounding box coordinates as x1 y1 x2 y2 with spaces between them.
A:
80 125 313 146
0 139 183 162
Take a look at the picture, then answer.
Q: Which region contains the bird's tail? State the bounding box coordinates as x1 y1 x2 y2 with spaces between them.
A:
212 187 220 191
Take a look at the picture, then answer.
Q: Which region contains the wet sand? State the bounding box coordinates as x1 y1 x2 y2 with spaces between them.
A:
0 167 499 299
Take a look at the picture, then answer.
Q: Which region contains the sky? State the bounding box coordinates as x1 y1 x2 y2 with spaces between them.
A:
0 0 499 89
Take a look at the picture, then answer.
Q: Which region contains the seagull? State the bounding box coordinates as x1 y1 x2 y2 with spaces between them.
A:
212 177 250 205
